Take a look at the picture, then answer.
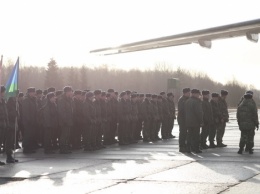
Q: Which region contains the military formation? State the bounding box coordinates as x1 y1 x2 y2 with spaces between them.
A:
0 85 259 165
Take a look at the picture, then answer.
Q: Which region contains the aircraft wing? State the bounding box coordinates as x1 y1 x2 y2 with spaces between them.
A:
90 19 260 55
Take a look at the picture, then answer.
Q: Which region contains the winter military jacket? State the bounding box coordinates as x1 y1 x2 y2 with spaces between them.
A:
0 98 8 129
100 100 108 122
110 98 118 121
36 98 44 110
185 96 203 128
118 98 129 121
177 95 189 126
210 100 222 125
218 97 229 122
106 100 113 122
83 99 96 124
202 98 213 126
137 100 143 121
126 99 132 121
161 98 170 120
6 97 18 125
157 101 163 121
140 98 153 121
131 101 138 121
94 99 102 124
57 94 73 127
237 98 259 131
43 101 58 129
151 100 160 121
73 98 83 125
22 95 38 127
168 98 176 120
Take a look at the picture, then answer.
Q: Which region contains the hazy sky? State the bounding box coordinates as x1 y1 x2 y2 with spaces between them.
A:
1 0 260 88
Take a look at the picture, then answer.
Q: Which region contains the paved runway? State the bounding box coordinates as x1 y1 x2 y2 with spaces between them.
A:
0 110 260 194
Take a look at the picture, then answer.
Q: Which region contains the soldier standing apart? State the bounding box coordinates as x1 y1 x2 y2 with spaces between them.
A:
22 87 38 153
42 92 58 154
167 92 176 138
177 88 190 153
57 86 73 154
209 93 222 148
237 92 259 154
217 90 229 147
200 90 213 149
185 89 203 153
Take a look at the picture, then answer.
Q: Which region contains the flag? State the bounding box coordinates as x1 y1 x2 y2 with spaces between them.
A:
5 57 19 99
0 55 2 93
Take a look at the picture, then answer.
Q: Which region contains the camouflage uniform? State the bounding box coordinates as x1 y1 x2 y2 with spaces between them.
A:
108 97 118 143
141 97 153 141
217 97 229 145
201 97 213 146
161 98 170 139
237 97 259 152
135 98 144 140
94 99 103 148
130 98 138 143
185 96 203 152
177 95 189 149
210 99 222 145
167 97 176 138
118 98 130 144
151 99 160 141
71 98 83 149
0 98 8 153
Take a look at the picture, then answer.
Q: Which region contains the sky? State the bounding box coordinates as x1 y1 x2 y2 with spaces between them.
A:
1 0 260 88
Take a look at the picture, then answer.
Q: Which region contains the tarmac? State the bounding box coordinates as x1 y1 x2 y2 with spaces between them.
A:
0 110 260 194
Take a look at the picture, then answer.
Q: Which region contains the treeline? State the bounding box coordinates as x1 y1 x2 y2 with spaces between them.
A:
1 59 258 107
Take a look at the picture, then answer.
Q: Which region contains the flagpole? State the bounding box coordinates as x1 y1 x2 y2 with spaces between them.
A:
14 57 19 161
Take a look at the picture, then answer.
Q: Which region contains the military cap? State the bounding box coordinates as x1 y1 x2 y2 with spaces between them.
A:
183 88 191 93
221 90 228 96
101 91 106 97
115 91 118 95
167 92 174 97
55 90 63 96
202 90 210 95
160 91 166 95
152 94 158 98
211 93 219 98
74 90 82 95
106 93 111 98
246 90 253 95
27 87 35 93
146 94 151 97
47 87 56 93
36 89 43 95
120 91 126 97
131 93 137 98
132 91 137 94
191 89 200 94
18 92 24 98
0 86 6 93
94 89 101 95
107 89 114 93
63 86 72 93
47 92 55 99
84 89 90 92
139 94 144 97
244 93 253 99
43 90 48 95
158 95 163 99
86 92 94 98
81 91 86 96
125 90 131 95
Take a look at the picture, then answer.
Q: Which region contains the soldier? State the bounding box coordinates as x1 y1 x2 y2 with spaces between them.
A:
209 93 222 148
107 89 118 144
57 86 73 154
100 92 108 147
125 90 132 142
83 92 96 151
118 92 129 145
130 93 138 143
36 89 44 147
42 92 58 154
177 88 190 153
141 94 153 142
200 90 213 149
93 90 104 149
167 92 176 138
103 93 113 145
185 89 203 153
156 95 163 140
237 92 259 154
0 86 8 165
71 90 83 149
6 93 19 163
217 90 229 147
135 93 144 141
22 87 38 153
238 90 254 107
17 92 24 148
53 90 63 148
42 87 56 106
160 92 170 139
150 94 160 141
